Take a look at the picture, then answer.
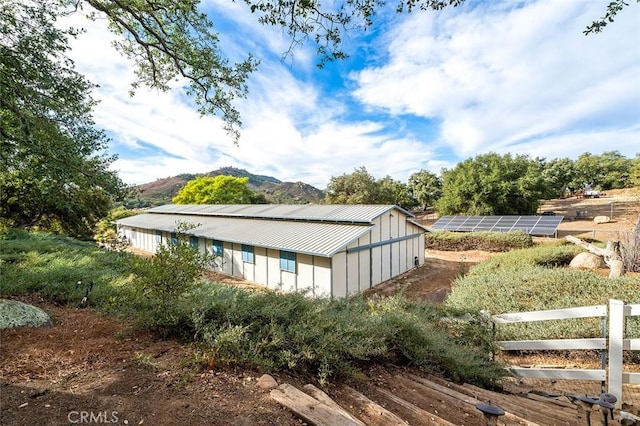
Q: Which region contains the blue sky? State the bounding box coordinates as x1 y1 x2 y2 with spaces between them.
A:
65 0 640 189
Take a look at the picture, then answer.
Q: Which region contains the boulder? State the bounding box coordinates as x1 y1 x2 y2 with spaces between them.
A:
0 299 51 329
256 374 278 390
569 252 605 270
593 216 611 224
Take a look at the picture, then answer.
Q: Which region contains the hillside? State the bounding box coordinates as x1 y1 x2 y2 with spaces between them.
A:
127 167 324 207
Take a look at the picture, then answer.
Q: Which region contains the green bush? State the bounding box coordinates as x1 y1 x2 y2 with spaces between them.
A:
0 229 506 387
0 229 133 306
444 244 640 340
425 230 533 251
186 284 504 386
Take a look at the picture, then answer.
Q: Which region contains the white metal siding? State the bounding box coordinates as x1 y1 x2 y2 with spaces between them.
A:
231 243 243 278
313 257 332 297
266 249 280 289
280 269 297 293
254 247 267 285
346 250 359 296
297 254 314 294
332 252 347 298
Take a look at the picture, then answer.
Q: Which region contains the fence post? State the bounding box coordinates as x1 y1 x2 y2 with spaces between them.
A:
608 299 624 408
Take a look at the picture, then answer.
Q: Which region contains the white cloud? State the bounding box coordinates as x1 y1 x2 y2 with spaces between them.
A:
352 0 640 159
60 1 639 191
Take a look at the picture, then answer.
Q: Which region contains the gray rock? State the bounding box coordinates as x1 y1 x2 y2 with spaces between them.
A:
256 374 278 390
0 300 51 329
569 252 605 270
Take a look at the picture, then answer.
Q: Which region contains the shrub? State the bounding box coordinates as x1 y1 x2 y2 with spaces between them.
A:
444 244 640 340
0 229 134 306
425 231 533 252
187 284 505 387
1 229 506 387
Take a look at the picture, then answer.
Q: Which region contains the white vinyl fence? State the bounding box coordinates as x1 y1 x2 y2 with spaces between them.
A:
492 299 640 408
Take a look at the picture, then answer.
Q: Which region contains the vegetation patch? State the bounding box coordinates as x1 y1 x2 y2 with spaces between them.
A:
444 243 640 340
425 230 533 252
1 230 505 387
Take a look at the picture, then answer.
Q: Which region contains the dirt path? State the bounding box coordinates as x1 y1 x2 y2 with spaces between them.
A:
364 249 495 302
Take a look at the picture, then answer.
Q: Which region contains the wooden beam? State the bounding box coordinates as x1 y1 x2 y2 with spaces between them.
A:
404 374 543 426
374 387 457 426
340 385 409 426
270 383 365 426
301 384 365 425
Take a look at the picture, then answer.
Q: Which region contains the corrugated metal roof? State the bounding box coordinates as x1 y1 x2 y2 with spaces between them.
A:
147 204 412 223
116 213 373 257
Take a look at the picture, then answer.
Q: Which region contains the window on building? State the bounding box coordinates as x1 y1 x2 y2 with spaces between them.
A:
170 232 177 245
211 240 223 256
131 229 137 240
156 231 162 243
280 251 296 273
190 236 198 249
241 244 254 263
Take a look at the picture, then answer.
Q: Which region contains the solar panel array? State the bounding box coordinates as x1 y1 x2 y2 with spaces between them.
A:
430 215 564 236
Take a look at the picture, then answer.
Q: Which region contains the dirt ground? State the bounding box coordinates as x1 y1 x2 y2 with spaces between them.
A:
1 189 638 425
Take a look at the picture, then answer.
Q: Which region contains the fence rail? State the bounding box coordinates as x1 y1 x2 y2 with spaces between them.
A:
492 299 640 408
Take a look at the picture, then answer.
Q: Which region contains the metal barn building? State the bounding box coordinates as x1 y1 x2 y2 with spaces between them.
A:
115 204 427 297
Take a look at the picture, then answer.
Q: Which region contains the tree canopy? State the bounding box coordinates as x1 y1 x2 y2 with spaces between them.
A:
1 1 127 237
172 175 266 204
324 167 416 209
436 153 547 216
407 170 442 210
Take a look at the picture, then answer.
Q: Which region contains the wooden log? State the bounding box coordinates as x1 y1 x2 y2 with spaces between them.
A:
340 385 409 426
461 382 576 424
404 374 542 426
374 386 457 426
523 392 576 410
566 235 625 276
270 383 365 426
301 384 365 425
565 235 606 256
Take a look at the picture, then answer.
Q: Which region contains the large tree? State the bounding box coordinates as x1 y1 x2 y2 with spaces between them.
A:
378 176 417 210
407 170 442 210
324 167 415 208
574 151 633 191
172 175 266 204
1 1 127 237
436 153 548 216
324 167 381 204
540 157 577 198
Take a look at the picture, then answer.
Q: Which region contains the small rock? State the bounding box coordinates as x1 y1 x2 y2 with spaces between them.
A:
569 252 605 270
256 374 278 390
593 215 611 224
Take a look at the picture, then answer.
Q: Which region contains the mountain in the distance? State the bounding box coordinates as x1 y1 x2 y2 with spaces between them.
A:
126 166 324 207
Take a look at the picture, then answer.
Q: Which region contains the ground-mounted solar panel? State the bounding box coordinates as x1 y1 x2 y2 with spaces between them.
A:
430 215 564 236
